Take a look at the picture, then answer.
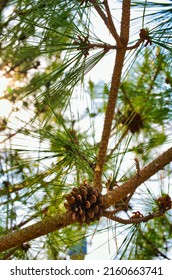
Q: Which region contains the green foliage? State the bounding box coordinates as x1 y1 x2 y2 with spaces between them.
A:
0 0 172 260
127 216 172 260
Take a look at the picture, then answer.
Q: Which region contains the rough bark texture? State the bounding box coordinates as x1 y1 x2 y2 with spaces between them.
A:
0 212 72 253
93 0 131 190
93 49 126 189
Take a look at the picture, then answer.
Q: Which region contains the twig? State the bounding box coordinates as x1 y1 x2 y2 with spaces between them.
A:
126 38 143 50
103 0 122 46
103 209 165 224
89 0 108 26
73 37 117 55
89 0 122 47
87 43 116 50
134 157 141 176
104 188 135 215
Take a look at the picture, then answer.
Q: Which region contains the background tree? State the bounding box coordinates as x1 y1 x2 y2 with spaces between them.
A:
0 0 172 259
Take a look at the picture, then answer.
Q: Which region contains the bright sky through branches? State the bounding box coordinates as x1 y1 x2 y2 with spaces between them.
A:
0 74 12 117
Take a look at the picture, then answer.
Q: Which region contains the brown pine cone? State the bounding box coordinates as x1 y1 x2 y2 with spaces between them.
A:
64 182 104 224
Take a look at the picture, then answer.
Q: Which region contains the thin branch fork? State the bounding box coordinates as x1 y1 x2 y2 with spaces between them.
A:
126 38 143 50
87 0 145 51
89 0 123 47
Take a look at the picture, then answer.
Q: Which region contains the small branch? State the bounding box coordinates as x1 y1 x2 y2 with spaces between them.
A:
127 28 152 50
89 0 122 47
103 0 122 46
73 37 117 55
134 157 141 176
89 0 108 26
103 209 165 224
103 189 135 215
93 49 127 190
126 39 143 50
88 43 116 50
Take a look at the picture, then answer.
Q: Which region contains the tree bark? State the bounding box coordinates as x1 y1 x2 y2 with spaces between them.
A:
0 212 72 253
93 0 131 190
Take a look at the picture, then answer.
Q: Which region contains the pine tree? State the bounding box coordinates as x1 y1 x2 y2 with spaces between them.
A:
0 0 172 259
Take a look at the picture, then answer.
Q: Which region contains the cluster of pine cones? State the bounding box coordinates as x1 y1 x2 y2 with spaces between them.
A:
64 183 104 224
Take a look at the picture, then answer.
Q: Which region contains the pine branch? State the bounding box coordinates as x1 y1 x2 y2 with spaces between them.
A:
0 212 72 253
89 0 122 47
103 0 122 46
93 49 127 190
126 38 143 50
0 145 171 253
88 0 108 26
103 209 166 224
93 0 131 190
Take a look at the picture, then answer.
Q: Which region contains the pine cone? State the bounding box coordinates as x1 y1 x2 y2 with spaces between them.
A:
64 183 104 224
